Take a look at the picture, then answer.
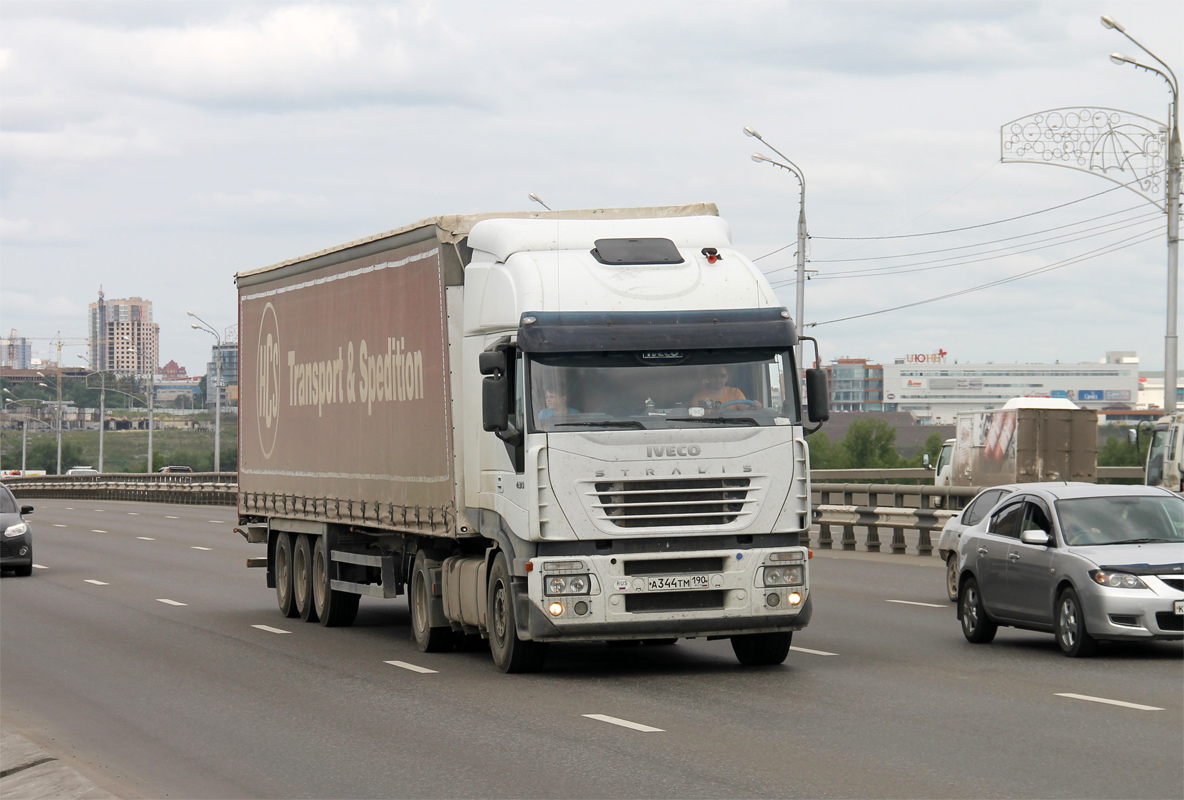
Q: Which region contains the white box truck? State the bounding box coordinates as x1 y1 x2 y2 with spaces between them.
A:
236 203 830 672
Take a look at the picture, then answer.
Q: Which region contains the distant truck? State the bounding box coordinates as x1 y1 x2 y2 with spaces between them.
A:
929 398 1097 489
1144 413 1183 493
236 203 830 672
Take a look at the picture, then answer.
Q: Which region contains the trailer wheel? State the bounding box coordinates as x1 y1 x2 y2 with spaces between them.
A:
313 535 359 627
730 631 792 666
411 551 454 652
274 532 298 618
488 553 547 673
294 534 319 623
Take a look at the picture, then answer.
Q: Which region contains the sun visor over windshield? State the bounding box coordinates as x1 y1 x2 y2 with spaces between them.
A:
516 309 798 353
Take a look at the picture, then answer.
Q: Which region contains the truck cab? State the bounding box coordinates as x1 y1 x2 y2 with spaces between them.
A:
1146 413 1184 493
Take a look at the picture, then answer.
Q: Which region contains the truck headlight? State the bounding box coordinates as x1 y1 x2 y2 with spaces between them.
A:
545 574 591 596
763 565 803 587
1089 570 1148 590
4 522 28 538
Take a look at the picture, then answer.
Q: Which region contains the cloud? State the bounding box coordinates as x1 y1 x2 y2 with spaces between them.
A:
0 217 78 245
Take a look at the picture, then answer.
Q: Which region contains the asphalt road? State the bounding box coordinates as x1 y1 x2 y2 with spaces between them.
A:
2 499 1181 799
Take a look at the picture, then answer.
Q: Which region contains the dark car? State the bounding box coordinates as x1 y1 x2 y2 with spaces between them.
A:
0 483 34 576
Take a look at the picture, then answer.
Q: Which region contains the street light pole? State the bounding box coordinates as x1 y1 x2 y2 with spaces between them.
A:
119 334 154 472
1103 15 1180 413
745 126 809 369
36 369 64 474
188 311 222 472
78 355 107 472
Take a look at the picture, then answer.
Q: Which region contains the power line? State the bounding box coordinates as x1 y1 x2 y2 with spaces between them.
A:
774 214 1162 284
807 228 1161 327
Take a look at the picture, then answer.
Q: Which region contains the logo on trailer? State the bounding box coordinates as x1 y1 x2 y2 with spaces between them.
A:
256 302 281 459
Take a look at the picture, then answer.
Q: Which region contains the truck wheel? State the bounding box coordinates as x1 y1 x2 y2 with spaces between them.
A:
411 551 454 652
313 535 359 627
945 554 959 602
730 631 792 666
293 534 319 623
488 553 547 673
274 532 298 618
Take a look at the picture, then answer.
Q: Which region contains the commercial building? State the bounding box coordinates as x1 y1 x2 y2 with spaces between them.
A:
881 350 1141 424
88 291 159 376
826 358 884 412
0 331 32 370
206 340 238 410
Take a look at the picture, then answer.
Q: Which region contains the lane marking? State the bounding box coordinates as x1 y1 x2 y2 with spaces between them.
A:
91 530 107 534
93 509 104 512
791 645 839 656
138 537 155 541
84 580 109 586
128 512 139 516
157 599 187 606
385 660 438 674
53 524 66 528
583 714 664 733
165 516 179 519
65 507 74 510
191 546 212 551
252 624 291 634
208 520 224 524
886 599 945 608
1055 693 1163 711
32 564 47 570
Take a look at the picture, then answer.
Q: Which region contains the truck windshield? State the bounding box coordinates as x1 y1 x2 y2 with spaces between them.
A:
528 349 799 432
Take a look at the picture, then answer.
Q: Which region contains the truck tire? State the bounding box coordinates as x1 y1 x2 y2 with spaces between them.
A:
730 631 792 666
488 553 547 673
313 534 359 627
293 534 319 623
274 532 298 618
411 551 454 652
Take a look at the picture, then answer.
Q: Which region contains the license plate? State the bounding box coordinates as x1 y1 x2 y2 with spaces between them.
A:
646 574 711 591
1175 600 1184 615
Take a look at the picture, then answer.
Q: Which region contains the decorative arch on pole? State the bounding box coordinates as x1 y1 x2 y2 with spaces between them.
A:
1001 107 1168 210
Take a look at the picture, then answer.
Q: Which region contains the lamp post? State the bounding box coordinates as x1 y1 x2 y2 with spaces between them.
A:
35 369 64 475
119 334 155 472
188 311 222 472
77 355 107 472
2 395 47 474
1102 14 1180 414
745 126 809 369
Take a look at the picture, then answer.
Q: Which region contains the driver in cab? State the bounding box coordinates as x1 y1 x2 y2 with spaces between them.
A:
692 366 761 409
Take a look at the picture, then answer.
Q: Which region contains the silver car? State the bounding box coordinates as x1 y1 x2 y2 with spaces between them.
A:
937 484 1020 601
957 483 1184 656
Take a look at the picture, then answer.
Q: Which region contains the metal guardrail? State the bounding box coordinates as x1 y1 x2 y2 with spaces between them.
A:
814 466 1145 482
4 472 237 505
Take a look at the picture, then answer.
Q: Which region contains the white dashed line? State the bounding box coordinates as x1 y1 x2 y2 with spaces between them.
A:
252 624 291 634
138 537 155 541
1056 693 1163 711
208 520 224 524
583 714 664 732
157 599 187 606
84 580 109 586
91 530 107 534
385 660 438 674
191 546 212 551
128 512 139 516
93 509 104 513
165 516 179 519
32 564 47 570
886 600 945 608
791 645 840 656
65 507 74 510
53 524 66 528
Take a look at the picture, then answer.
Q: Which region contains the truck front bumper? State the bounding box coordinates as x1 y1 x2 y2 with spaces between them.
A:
516 546 812 642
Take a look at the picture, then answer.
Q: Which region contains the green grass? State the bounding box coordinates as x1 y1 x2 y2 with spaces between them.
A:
0 420 238 474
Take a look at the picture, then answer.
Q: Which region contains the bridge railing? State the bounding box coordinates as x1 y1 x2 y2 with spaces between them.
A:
4 472 237 505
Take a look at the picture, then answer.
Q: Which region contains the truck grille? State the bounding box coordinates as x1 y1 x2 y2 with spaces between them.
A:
590 478 753 528
625 590 725 613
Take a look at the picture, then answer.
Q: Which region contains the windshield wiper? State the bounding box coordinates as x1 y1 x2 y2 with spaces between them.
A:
666 417 758 426
1100 538 1176 545
553 420 647 429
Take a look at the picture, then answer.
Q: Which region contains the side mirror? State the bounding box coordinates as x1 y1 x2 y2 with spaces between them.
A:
804 368 830 424
482 371 510 433
1020 529 1051 546
922 454 932 470
479 350 506 376
20 505 34 516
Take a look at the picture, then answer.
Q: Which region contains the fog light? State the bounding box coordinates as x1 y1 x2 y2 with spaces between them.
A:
788 592 802 605
574 601 589 616
19 547 28 556
766 592 780 607
548 601 564 616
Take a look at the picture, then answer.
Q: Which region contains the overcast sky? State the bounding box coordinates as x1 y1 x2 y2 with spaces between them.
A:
2 0 1181 377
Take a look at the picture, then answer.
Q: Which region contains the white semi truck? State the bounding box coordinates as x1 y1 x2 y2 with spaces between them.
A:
236 203 829 672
